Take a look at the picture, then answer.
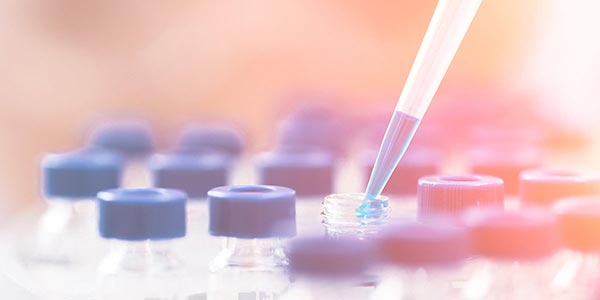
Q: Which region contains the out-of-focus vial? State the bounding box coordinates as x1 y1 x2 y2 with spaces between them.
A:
256 146 334 234
462 207 561 300
276 102 347 156
24 151 122 299
322 193 390 239
371 221 471 300
417 175 504 222
280 236 374 300
466 144 543 198
87 120 154 187
519 169 600 206
361 146 441 221
550 196 600 298
96 188 189 300
176 123 244 158
149 151 230 291
207 185 297 300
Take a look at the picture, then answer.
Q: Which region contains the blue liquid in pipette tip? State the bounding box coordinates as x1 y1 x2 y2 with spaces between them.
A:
360 111 421 216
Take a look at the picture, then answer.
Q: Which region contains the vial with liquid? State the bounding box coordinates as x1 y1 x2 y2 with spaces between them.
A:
96 188 189 300
462 207 561 300
322 193 389 239
361 146 440 222
281 236 374 300
207 185 296 300
23 151 122 299
371 221 471 300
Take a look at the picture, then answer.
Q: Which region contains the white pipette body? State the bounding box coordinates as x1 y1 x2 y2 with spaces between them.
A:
364 0 483 201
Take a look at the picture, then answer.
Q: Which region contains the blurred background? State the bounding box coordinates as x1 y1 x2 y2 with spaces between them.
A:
1 0 599 218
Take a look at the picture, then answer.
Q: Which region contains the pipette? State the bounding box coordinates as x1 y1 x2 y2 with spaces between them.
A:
364 0 483 201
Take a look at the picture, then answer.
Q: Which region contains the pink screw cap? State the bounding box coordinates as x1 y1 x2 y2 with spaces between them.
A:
519 169 600 205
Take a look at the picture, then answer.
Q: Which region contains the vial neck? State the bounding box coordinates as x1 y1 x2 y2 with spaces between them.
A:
38 198 95 234
322 194 389 239
213 237 288 269
291 277 369 300
46 197 95 211
110 240 174 255
105 240 181 272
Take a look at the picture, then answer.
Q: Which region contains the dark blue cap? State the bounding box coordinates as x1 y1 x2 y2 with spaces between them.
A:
43 151 123 199
98 188 187 240
87 120 154 157
177 124 244 157
288 236 373 277
208 185 296 238
256 147 334 197
149 152 230 198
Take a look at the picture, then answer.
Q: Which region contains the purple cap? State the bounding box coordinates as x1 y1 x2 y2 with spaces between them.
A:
520 169 600 205
208 185 296 238
553 197 600 252
418 175 504 220
376 221 471 268
177 123 244 157
256 147 334 197
463 207 561 261
276 103 347 155
467 145 543 195
149 152 230 199
98 188 187 241
287 236 373 277
87 120 154 158
362 147 441 195
43 151 123 199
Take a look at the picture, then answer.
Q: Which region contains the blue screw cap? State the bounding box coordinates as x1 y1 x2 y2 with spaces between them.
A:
98 188 187 240
177 123 244 157
256 147 334 197
43 151 123 199
208 185 296 238
87 120 154 157
149 152 230 198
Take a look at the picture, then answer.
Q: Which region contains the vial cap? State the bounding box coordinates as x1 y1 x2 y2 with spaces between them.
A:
362 147 440 195
417 175 504 220
288 236 372 277
43 151 123 199
256 147 334 197
177 123 244 157
276 102 346 155
149 152 230 198
553 196 600 252
467 145 543 195
208 185 296 238
98 188 186 240
463 207 561 261
519 169 600 205
376 221 471 267
87 120 154 157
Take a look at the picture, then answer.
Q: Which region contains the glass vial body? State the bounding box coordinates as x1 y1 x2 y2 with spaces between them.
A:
97 240 188 300
373 267 466 300
208 238 290 300
462 258 558 300
281 278 372 300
